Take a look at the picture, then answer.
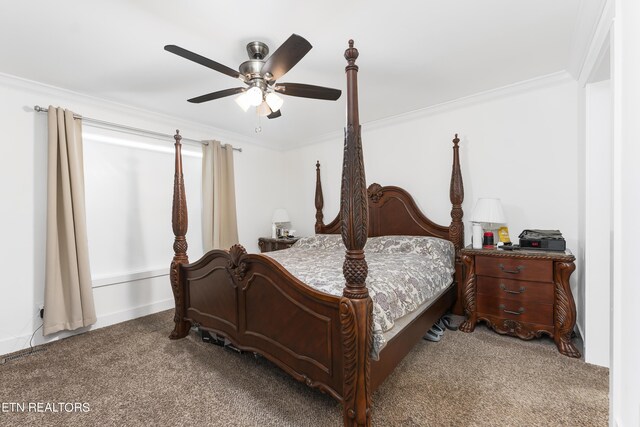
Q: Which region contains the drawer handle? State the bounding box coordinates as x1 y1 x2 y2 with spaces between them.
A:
498 264 524 274
499 283 526 294
499 304 525 315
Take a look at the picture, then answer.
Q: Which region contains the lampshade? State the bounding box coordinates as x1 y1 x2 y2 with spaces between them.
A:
265 92 284 112
272 208 290 223
235 92 252 112
471 198 506 224
256 101 271 117
245 86 263 107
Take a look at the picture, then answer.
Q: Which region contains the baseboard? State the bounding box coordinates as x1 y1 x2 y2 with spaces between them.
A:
92 298 174 329
0 298 173 357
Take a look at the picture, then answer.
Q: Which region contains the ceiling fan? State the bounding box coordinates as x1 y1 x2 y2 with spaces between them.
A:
164 34 342 119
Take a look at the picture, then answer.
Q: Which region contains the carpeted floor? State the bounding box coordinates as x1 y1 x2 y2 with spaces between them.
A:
0 311 608 426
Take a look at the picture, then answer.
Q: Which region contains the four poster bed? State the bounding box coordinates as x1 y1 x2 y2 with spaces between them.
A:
168 40 464 426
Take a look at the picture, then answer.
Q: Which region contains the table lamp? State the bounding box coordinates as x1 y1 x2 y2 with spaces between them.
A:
471 198 506 249
272 208 290 238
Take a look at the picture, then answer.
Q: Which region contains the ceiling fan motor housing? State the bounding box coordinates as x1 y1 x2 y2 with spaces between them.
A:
239 59 266 81
241 41 272 81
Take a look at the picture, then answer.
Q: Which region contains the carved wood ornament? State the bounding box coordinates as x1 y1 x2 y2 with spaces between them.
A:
553 261 580 357
458 253 477 333
170 130 191 339
340 40 372 427
228 244 248 282
315 161 324 233
449 134 464 251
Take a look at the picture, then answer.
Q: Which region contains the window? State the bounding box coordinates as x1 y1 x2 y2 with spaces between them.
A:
83 126 203 286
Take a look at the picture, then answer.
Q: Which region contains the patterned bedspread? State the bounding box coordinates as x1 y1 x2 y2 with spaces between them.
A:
263 234 454 358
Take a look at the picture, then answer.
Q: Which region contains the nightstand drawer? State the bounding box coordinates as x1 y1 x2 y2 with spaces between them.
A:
477 294 553 326
476 276 554 303
476 256 552 282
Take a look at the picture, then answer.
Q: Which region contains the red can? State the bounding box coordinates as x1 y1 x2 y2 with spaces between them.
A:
483 231 494 248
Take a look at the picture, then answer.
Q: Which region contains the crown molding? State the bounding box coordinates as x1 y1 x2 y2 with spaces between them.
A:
568 0 609 80
286 70 575 150
0 71 269 150
577 0 613 86
0 68 577 154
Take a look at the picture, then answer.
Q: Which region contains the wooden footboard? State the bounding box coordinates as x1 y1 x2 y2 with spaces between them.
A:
167 129 351 403
180 245 345 400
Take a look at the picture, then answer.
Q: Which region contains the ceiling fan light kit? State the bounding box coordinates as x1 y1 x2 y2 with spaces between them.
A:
234 92 252 112
265 92 284 112
256 101 272 117
245 86 264 107
165 34 342 122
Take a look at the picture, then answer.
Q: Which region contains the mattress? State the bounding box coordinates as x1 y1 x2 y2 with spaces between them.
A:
263 234 455 359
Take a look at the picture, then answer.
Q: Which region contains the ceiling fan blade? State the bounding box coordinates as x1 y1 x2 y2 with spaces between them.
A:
267 109 282 119
274 83 341 101
187 87 246 103
165 45 245 81
261 34 312 81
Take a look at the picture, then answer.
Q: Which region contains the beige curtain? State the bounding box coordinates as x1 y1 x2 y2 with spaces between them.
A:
44 106 96 335
202 140 239 250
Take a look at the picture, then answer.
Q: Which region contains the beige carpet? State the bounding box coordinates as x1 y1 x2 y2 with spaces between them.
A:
0 311 608 426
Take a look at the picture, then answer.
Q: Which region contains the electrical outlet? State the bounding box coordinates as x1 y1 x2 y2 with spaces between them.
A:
38 304 44 319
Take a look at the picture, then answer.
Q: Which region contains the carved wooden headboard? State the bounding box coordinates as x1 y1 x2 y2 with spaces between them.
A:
314 135 464 251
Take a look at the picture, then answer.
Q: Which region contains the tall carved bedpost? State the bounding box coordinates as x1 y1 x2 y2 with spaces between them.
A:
169 130 191 339
340 40 372 427
315 161 324 233
449 134 464 250
449 134 465 314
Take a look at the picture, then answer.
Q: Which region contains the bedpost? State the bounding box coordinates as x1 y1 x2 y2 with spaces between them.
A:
449 134 464 250
315 161 324 233
449 134 465 315
169 130 191 339
340 40 372 427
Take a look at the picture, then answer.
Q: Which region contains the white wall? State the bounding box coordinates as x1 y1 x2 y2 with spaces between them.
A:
583 79 612 368
611 0 640 424
0 73 284 356
283 76 581 328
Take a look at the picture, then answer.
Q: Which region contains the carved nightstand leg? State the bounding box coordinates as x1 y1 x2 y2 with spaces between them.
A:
553 261 581 358
555 334 581 358
458 254 477 333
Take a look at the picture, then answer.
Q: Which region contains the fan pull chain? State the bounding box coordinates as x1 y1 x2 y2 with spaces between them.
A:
255 111 262 133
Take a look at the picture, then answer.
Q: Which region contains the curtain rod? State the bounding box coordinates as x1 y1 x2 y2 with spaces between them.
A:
33 105 242 152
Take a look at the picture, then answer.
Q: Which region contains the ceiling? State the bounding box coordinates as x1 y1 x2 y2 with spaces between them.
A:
0 1 599 148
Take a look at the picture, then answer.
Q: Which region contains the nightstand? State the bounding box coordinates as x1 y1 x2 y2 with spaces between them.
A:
258 237 300 253
458 246 580 358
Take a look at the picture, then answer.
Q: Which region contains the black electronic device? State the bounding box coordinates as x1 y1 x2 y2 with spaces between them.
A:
518 229 566 251
499 244 520 251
